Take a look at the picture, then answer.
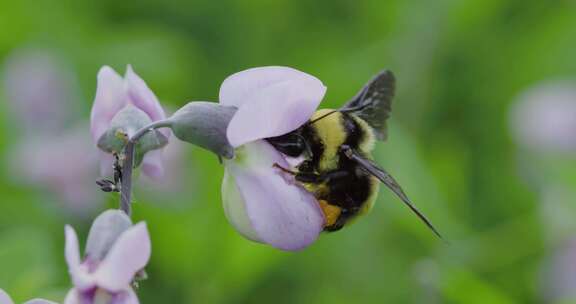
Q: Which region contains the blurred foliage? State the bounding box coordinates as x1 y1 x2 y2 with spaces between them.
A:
0 0 575 303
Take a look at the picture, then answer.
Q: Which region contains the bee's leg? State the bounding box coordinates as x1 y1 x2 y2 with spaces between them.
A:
324 207 348 231
324 206 359 232
324 214 348 231
318 200 342 228
272 163 327 182
295 170 349 184
273 163 351 184
272 163 297 175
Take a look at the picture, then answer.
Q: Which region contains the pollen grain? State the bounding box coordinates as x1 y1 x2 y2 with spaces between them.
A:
318 200 341 227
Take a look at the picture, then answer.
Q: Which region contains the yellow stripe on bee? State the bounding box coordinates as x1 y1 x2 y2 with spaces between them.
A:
351 115 376 154
358 177 380 216
311 109 346 171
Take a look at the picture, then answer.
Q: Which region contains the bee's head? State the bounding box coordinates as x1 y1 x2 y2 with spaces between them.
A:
266 109 340 162
266 130 311 158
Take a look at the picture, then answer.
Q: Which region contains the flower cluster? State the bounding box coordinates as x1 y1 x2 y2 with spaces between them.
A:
90 65 329 251
509 81 576 153
2 64 334 302
2 49 101 213
91 65 170 179
63 210 150 304
0 210 150 304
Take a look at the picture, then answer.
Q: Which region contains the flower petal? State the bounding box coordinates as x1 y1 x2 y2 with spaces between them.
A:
510 82 576 153
0 289 14 304
124 65 168 138
63 289 78 304
98 150 115 177
90 66 127 143
3 49 71 133
65 226 94 290
227 80 325 147
93 222 151 291
219 66 324 107
65 225 81 271
221 169 262 243
118 288 140 304
225 141 324 251
141 149 164 180
23 299 59 304
85 210 133 261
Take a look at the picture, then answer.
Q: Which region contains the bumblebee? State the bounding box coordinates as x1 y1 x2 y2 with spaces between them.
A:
267 70 442 238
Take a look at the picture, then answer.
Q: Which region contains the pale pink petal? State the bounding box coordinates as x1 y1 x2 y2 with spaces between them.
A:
219 66 324 107
542 238 576 301
120 288 140 304
90 66 127 142
0 289 14 304
226 79 325 147
65 226 95 290
221 169 262 243
225 141 324 251
63 289 78 304
124 65 169 136
64 225 81 270
141 149 164 180
93 223 151 291
510 82 576 152
97 151 115 177
23 299 60 304
2 50 70 133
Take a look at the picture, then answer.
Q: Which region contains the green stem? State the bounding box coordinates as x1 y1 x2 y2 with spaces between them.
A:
119 119 172 216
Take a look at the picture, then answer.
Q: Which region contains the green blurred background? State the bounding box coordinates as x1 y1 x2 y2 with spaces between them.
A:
1 0 576 303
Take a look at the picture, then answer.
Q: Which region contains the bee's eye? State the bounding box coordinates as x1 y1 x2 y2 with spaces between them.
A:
266 133 307 157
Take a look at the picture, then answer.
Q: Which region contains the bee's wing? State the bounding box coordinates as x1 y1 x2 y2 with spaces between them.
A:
340 70 395 141
341 145 444 240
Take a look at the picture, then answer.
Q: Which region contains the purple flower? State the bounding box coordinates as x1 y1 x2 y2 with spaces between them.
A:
219 66 327 251
90 65 168 179
2 50 103 213
0 288 58 304
9 126 101 213
510 81 576 153
63 212 151 304
2 49 75 135
541 237 576 302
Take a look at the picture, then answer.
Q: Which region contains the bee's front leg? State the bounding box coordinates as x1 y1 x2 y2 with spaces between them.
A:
301 170 349 183
272 163 297 175
273 163 323 183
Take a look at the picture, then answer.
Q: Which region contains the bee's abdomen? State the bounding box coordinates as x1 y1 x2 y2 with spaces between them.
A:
319 165 375 231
